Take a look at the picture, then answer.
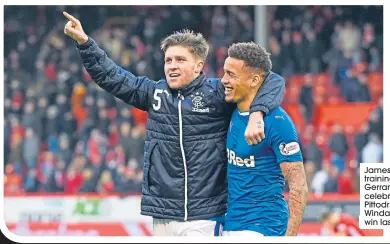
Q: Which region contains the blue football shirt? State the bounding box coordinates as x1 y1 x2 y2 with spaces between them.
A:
224 106 303 236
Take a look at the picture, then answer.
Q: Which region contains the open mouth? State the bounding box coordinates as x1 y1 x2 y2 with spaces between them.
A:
169 73 180 78
225 86 233 95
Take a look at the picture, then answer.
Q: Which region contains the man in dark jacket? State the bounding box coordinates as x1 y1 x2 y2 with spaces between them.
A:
63 12 285 236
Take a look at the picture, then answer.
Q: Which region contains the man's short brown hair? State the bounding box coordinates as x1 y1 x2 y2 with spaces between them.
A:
161 29 209 61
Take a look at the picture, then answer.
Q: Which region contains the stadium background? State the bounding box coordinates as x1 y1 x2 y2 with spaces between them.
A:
3 5 383 236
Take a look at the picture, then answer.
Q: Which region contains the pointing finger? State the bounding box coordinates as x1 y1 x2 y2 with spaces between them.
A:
63 12 79 24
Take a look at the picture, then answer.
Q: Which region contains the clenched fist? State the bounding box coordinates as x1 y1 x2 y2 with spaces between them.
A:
63 12 88 45
245 111 265 145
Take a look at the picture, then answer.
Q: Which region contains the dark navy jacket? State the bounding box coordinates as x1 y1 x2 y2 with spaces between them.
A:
76 37 285 221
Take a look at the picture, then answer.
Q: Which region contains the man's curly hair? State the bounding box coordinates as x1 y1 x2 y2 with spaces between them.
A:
227 42 272 73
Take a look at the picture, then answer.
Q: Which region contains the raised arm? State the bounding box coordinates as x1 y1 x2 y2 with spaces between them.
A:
63 12 155 111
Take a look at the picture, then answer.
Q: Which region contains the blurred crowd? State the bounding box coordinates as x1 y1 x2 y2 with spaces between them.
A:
268 6 383 196
4 6 383 196
3 5 255 194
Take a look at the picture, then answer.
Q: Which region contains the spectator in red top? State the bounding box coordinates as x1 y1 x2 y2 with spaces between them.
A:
336 212 365 236
10 116 24 146
320 209 366 236
4 164 23 194
64 167 83 193
9 126 24 175
108 123 119 147
338 169 354 194
87 138 100 165
45 62 57 81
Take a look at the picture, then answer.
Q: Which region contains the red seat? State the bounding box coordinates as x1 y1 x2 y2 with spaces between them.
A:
327 85 341 96
328 95 342 104
368 72 383 84
285 86 300 104
314 94 325 105
287 75 305 87
314 73 330 86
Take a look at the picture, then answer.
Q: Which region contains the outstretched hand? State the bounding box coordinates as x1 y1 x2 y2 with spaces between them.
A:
63 12 89 45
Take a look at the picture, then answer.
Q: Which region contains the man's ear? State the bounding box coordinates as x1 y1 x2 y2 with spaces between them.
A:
251 74 262 88
195 60 204 74
251 71 266 88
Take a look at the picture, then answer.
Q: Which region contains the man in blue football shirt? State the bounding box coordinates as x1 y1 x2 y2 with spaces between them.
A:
221 42 308 236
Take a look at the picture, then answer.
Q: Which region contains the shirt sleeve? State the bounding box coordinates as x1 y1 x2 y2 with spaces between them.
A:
77 36 155 111
268 115 303 164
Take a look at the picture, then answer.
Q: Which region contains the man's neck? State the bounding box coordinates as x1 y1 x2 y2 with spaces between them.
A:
174 73 202 91
237 73 268 112
237 91 257 112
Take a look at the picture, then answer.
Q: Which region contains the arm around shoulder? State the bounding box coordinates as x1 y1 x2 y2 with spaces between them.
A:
250 72 285 115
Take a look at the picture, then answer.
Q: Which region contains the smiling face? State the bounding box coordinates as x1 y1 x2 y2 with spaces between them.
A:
221 57 264 108
222 57 251 103
164 45 204 89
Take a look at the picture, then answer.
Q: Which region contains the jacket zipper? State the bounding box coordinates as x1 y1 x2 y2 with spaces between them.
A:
177 92 188 221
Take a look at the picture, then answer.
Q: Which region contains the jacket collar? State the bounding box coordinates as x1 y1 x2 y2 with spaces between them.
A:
171 72 206 97
263 71 273 83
